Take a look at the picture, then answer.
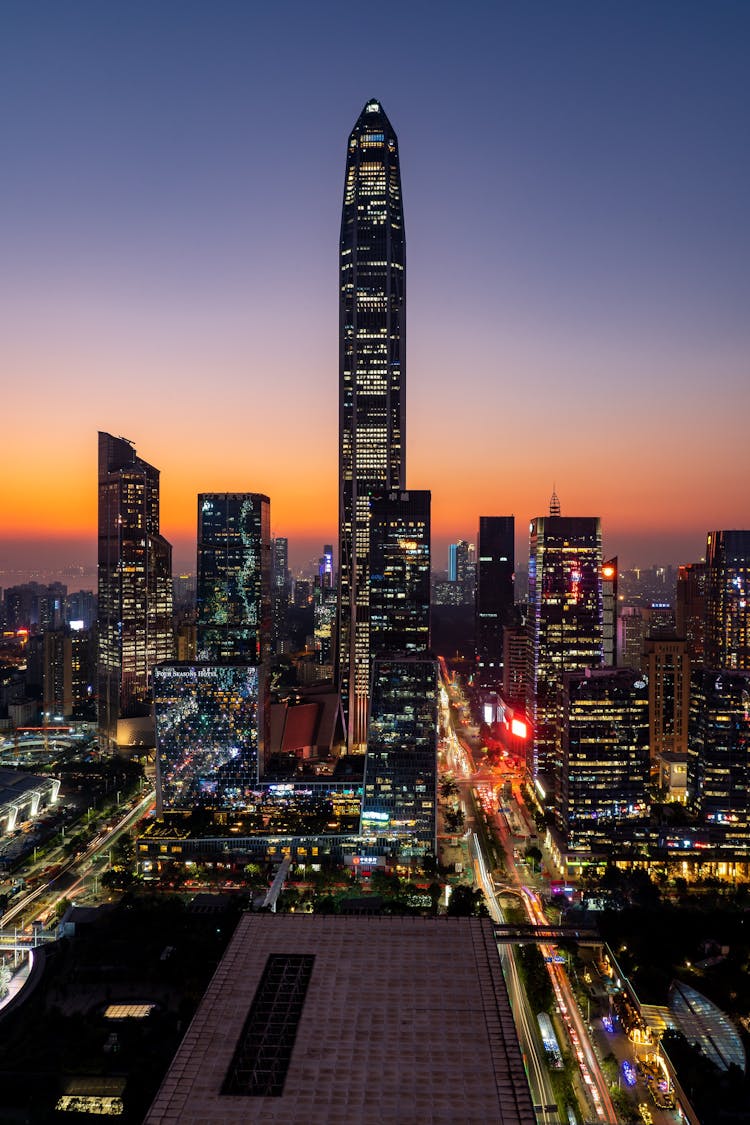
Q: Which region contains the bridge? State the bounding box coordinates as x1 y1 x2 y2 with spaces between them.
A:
493 923 601 945
0 927 57 951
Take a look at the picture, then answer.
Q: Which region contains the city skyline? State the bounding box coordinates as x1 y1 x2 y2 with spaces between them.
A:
2 2 749 577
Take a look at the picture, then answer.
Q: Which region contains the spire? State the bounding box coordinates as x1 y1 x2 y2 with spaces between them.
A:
549 486 561 517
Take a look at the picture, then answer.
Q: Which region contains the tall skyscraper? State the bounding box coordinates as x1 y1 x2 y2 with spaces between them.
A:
705 530 750 670
97 432 173 747
361 655 439 856
690 669 750 839
271 536 291 653
337 99 406 748
601 557 618 665
475 516 515 689
676 561 707 666
527 496 603 787
369 490 430 658
196 494 271 664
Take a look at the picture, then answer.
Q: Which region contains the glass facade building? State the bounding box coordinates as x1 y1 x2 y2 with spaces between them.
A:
97 432 173 746
527 508 603 789
337 99 406 749
361 656 438 855
475 516 515 689
369 490 430 658
197 493 271 664
154 662 263 813
705 530 750 671
690 669 750 838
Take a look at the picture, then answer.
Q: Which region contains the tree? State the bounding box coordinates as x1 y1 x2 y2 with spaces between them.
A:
447 885 487 917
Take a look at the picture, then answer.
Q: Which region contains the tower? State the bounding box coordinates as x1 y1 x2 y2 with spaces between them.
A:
369 489 431 658
97 432 173 748
475 516 515 689
337 99 406 749
705 530 750 670
196 493 271 664
527 492 603 789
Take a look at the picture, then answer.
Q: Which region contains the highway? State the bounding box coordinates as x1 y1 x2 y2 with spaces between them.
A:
1 789 155 931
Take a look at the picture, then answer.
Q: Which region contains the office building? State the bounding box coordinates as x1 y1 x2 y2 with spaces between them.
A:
705 530 750 670
361 655 438 855
448 539 475 604
560 667 649 851
196 493 271 664
602 557 618 665
42 630 72 719
318 544 334 589
369 490 430 658
271 537 291 652
527 498 603 786
65 589 96 630
618 605 648 670
154 662 263 814
475 516 514 689
691 669 750 834
337 99 406 749
97 432 173 748
676 562 707 666
145 915 536 1125
643 636 690 766
502 610 528 713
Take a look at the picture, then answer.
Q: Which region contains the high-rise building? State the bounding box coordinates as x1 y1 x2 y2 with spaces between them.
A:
318 544 334 589
271 537 291 652
361 655 439 855
196 494 271 664
602 558 618 665
690 669 750 838
560 667 649 851
369 490 430 658
617 605 648 670
527 497 603 786
705 530 750 671
337 99 406 749
97 432 173 747
43 630 72 719
643 636 690 766
475 517 514 690
448 540 475 604
154 662 263 815
676 561 707 666
502 609 528 713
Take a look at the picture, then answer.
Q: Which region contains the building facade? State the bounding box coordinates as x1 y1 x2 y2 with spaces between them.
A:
560 667 649 851
527 503 603 787
196 493 271 664
475 516 515 690
154 662 264 814
690 669 750 837
361 656 438 855
705 530 750 671
337 99 406 749
97 432 173 747
369 490 430 659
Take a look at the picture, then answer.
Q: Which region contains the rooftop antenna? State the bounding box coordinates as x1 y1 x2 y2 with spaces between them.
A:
549 485 561 517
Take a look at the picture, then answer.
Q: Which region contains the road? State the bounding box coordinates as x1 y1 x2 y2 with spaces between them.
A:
1 790 155 931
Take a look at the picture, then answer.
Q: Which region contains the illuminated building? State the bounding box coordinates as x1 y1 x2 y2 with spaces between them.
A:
337 99 406 749
154 662 264 813
313 584 337 673
369 490 430 658
676 561 706 666
318 544 334 589
617 605 648 670
502 611 528 712
690 669 750 836
42 630 72 718
361 656 438 855
196 493 271 664
449 539 475 604
527 496 603 788
271 536 291 653
602 557 618 665
560 667 649 850
705 530 750 670
475 516 514 689
97 432 173 748
643 636 690 768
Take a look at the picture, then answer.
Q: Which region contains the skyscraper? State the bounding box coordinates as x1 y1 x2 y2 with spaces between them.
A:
705 530 750 670
97 432 173 747
369 489 430 658
475 516 515 689
271 536 291 653
196 494 271 664
337 99 406 748
527 496 603 788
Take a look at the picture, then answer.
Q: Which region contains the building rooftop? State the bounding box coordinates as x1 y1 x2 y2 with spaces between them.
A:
146 914 535 1125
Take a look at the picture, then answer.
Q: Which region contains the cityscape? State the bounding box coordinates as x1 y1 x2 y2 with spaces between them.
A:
1 4 749 1124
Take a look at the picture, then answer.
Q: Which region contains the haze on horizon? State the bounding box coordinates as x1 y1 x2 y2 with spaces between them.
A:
1 1 748 579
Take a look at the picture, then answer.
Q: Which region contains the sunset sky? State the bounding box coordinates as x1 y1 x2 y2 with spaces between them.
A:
1 1 748 577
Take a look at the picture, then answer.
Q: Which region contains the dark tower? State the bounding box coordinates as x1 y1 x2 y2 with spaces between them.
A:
475 516 515 689
337 99 406 748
